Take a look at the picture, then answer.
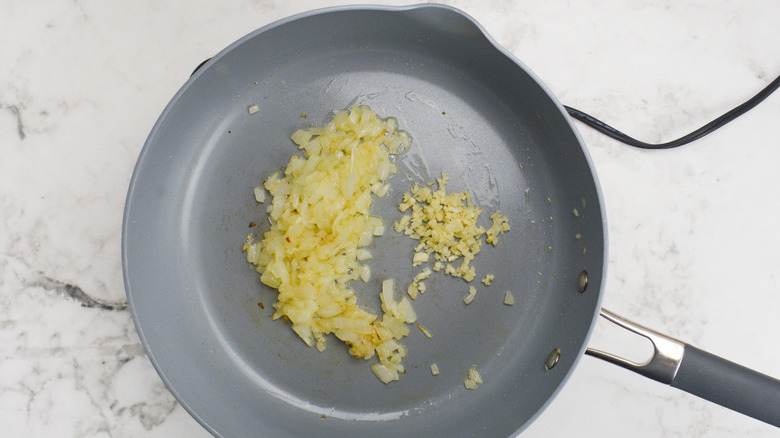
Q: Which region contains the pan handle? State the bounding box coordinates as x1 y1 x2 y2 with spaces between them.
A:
586 309 780 427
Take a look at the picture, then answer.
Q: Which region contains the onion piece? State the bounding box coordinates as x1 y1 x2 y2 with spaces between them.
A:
355 248 373 261
371 363 397 384
417 323 432 338
504 291 515 306
463 286 477 305
468 366 482 384
253 186 266 203
464 366 483 390
412 252 429 266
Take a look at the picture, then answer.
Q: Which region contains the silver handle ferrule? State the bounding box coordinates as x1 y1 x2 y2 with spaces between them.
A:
585 308 685 384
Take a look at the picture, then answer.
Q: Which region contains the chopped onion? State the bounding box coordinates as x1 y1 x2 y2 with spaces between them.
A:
407 282 418 300
463 286 477 305
369 215 385 236
468 366 482 384
358 265 371 283
412 251 429 266
413 268 432 283
417 323 432 338
371 363 397 384
504 291 515 306
253 186 266 203
464 366 483 390
355 248 373 261
243 106 415 384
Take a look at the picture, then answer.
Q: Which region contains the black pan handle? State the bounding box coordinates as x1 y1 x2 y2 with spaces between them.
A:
586 309 780 427
670 345 780 426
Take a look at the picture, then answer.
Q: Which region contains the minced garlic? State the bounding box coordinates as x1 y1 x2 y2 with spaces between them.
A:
394 172 509 282
406 267 432 299
486 211 510 245
394 172 478 281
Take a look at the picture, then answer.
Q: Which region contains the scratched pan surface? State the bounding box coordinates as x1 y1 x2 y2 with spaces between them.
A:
122 4 605 437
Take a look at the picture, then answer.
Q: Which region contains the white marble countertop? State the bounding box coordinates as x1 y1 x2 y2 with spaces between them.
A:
2 0 779 436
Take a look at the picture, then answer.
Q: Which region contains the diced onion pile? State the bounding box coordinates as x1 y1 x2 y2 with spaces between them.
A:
243 105 415 383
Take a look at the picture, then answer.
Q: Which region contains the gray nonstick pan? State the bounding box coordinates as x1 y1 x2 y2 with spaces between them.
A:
122 4 780 437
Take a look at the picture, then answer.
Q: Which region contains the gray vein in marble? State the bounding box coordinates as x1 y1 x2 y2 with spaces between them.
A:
30 274 127 311
2 103 26 140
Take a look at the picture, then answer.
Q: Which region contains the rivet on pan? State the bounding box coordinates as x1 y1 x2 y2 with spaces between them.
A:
577 270 589 293
545 348 561 371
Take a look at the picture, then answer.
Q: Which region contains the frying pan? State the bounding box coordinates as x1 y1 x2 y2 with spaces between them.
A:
122 4 780 437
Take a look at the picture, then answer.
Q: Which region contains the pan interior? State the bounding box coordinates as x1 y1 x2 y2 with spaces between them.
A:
123 5 605 438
